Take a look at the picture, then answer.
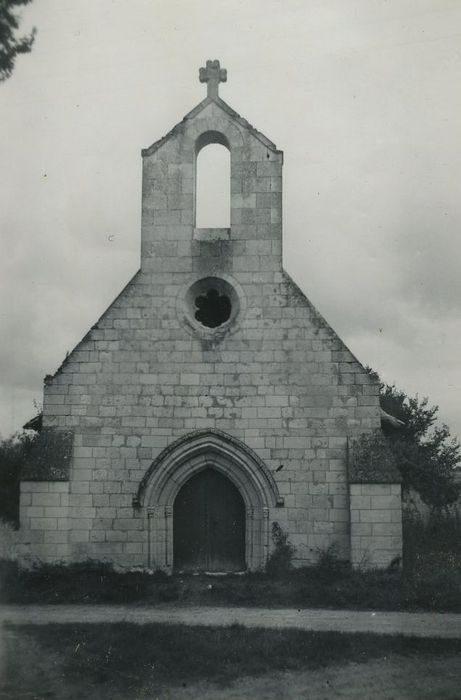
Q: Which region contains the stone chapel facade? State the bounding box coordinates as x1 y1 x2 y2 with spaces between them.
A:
18 61 403 572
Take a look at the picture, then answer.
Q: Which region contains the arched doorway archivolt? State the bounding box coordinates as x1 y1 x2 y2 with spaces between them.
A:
134 429 282 572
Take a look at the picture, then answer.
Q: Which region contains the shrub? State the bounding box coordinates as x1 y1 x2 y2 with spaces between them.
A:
265 522 295 578
314 544 350 583
403 509 461 611
0 559 180 604
404 509 461 563
0 431 36 527
0 521 19 560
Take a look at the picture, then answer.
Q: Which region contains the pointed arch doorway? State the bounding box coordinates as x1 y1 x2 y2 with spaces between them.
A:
174 467 245 572
135 430 283 573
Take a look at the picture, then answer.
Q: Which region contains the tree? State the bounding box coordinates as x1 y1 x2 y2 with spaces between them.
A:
0 430 36 527
0 0 36 82
380 382 460 511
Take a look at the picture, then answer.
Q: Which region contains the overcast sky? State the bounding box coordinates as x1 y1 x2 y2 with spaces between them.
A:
1 0 460 441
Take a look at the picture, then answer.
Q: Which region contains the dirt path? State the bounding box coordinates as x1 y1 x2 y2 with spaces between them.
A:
1 604 460 638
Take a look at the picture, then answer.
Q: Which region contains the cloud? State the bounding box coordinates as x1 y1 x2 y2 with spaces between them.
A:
1 0 460 444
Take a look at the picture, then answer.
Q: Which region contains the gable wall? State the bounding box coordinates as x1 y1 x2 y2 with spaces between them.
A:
27 101 380 568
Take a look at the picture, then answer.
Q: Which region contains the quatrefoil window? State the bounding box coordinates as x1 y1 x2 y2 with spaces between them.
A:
194 288 231 328
183 276 240 336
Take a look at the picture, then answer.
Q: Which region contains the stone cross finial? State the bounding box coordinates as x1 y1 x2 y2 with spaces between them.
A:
199 59 227 99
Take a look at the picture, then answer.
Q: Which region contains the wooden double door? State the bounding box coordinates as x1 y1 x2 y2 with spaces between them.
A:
173 468 246 573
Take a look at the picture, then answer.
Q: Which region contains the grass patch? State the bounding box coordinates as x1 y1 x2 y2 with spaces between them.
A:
1 556 459 611
1 511 460 611
0 559 182 605
2 622 461 699
0 559 404 609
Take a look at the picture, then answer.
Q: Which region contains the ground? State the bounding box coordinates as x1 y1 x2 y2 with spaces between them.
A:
164 657 461 700
1 623 460 700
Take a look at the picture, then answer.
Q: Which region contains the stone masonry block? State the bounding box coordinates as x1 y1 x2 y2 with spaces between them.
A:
329 509 348 522
44 531 68 544
350 495 371 509
32 493 61 507
256 162 282 177
349 484 362 496
25 507 44 518
30 518 57 530
49 483 70 493
372 523 402 537
69 530 90 543
70 507 96 519
21 482 50 493
43 507 68 518
71 482 90 494
370 495 401 510
361 484 392 496
69 518 93 530
359 510 392 523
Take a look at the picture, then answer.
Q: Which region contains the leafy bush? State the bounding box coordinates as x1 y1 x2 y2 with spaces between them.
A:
404 508 461 558
379 381 460 510
0 430 36 527
314 544 350 583
0 521 19 560
402 509 461 611
265 522 296 578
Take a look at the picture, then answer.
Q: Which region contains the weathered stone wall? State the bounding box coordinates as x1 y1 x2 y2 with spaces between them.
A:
350 483 402 567
18 481 70 563
21 97 382 569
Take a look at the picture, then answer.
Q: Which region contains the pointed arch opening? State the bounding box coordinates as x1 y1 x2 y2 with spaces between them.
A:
135 429 283 573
